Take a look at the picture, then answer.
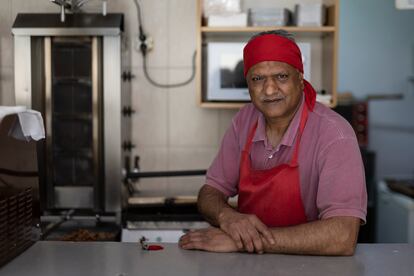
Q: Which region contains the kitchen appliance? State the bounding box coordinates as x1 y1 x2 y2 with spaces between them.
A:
12 13 126 229
122 169 209 242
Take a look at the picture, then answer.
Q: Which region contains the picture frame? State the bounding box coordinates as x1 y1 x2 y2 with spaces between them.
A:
206 42 311 101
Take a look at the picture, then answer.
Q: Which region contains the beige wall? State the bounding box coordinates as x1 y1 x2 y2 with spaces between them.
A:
0 0 238 196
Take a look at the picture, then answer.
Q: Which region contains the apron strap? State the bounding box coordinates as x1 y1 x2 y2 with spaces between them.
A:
243 120 258 154
290 103 309 167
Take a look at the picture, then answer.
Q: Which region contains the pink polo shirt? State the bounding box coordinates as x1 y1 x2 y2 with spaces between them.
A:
206 96 367 223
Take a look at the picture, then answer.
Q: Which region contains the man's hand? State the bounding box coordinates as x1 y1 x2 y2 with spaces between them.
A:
196 185 274 253
218 208 275 253
178 227 239 253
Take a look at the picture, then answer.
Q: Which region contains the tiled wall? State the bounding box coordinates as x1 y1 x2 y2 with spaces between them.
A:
0 0 238 196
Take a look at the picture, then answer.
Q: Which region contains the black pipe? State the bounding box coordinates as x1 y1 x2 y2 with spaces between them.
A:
126 170 206 179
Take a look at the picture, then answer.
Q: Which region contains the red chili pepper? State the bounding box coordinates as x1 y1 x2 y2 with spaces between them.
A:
147 245 164 251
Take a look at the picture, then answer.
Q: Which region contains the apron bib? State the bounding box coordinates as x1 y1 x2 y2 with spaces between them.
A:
238 104 309 227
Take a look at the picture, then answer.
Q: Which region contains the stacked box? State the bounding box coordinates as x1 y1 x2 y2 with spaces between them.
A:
0 187 33 267
249 8 292 26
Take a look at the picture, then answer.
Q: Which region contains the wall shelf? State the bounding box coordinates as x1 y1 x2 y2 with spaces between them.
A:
196 0 340 109
200 26 336 33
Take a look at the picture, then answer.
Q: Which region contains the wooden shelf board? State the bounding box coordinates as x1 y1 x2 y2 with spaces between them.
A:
200 100 336 109
201 26 336 33
199 102 247 109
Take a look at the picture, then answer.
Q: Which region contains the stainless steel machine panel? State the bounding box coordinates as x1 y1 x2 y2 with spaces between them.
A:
45 36 102 211
12 13 124 218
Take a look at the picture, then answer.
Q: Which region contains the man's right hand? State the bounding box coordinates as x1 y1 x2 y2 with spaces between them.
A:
218 207 275 253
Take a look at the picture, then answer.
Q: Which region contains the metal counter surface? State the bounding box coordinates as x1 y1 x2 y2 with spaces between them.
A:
0 242 413 276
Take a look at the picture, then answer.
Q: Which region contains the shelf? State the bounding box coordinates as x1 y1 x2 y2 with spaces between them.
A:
200 100 336 109
196 0 339 109
200 102 247 109
201 26 336 34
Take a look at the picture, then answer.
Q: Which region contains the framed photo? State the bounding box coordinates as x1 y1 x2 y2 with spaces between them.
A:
206 42 311 101
207 42 250 101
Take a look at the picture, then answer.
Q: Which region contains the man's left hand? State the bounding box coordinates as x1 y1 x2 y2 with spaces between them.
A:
178 227 240 253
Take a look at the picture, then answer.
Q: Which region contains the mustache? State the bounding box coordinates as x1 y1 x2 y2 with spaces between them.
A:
260 94 286 102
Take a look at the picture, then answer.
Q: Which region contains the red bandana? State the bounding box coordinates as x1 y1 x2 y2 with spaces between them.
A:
243 34 316 110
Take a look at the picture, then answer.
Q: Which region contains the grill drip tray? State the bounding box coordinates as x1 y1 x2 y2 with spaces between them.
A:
41 219 120 242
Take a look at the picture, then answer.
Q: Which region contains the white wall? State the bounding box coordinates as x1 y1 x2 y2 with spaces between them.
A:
0 0 238 196
338 0 414 180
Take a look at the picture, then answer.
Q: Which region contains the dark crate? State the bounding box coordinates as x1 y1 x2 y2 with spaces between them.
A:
0 187 34 267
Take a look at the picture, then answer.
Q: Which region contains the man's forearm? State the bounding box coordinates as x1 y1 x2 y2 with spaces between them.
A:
263 217 360 256
197 184 234 226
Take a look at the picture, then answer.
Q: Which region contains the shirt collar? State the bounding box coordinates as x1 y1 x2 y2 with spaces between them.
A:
253 94 304 148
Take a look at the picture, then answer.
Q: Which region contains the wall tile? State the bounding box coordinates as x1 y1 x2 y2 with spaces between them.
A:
167 146 217 195
0 0 12 35
0 36 13 69
0 67 15 105
166 176 204 196
129 146 168 194
131 146 168 172
0 0 13 69
167 0 197 68
109 0 169 68
168 146 217 171
168 68 219 147
130 67 169 147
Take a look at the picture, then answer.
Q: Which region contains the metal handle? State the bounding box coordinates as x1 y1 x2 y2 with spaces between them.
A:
127 169 206 179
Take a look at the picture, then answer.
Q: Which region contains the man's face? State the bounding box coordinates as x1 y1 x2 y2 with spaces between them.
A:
246 61 304 122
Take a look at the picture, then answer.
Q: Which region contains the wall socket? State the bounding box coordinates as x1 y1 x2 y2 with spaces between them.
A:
134 35 154 53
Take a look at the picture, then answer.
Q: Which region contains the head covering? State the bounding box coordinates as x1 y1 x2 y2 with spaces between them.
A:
243 34 316 110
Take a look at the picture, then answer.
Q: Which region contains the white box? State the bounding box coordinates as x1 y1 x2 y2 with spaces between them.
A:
207 13 247 27
249 8 292 26
294 4 326 27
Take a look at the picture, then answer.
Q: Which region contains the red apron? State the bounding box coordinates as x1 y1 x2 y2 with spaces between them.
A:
238 104 309 227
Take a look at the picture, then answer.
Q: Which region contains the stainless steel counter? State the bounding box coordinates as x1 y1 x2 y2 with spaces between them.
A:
1 242 413 276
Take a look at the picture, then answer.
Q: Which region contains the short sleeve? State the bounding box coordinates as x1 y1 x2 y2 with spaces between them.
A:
316 138 367 223
205 120 241 197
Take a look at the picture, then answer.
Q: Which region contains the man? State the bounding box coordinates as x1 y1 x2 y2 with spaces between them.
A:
179 30 367 255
